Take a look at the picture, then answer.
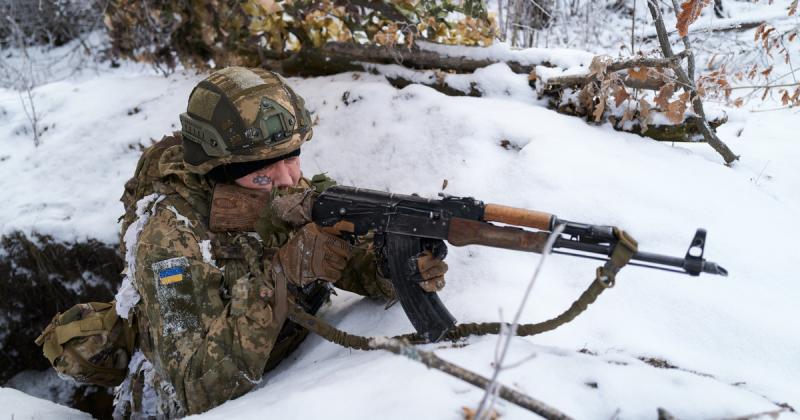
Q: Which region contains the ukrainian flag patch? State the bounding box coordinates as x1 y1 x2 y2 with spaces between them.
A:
152 257 190 286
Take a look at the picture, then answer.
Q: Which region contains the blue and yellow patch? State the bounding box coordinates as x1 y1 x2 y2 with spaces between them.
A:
158 266 184 285
151 257 190 286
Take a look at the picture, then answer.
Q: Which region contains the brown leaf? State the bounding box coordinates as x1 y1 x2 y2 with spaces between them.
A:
734 97 744 108
754 23 766 42
679 90 691 104
747 64 758 80
627 66 649 81
761 65 774 77
638 99 652 132
666 99 687 124
621 107 635 125
589 55 612 78
676 0 712 37
593 97 606 122
789 31 798 42
790 0 798 16
442 179 449 190
654 84 675 109
781 90 790 106
613 85 631 107
528 69 537 81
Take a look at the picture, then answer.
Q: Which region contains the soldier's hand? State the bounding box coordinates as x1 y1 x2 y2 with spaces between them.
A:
412 240 448 293
273 223 352 287
416 251 449 292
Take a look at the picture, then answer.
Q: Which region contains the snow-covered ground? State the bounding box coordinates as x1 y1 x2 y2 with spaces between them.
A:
2 5 799 419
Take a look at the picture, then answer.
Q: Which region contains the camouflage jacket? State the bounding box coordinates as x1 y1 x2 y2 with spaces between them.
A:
114 135 394 418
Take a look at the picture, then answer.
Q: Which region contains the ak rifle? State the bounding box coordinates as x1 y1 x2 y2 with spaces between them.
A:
312 186 728 342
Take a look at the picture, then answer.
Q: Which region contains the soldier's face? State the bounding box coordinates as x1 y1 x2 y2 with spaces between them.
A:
235 156 302 191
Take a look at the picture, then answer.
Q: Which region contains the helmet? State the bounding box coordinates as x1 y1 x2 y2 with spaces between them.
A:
180 67 313 175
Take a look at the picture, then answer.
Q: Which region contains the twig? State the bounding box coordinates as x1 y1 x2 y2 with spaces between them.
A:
369 337 573 420
668 0 695 81
713 407 791 420
474 225 566 419
631 0 638 53
729 82 800 90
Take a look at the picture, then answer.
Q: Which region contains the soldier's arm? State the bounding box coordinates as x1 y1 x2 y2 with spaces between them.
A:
134 201 281 414
336 238 396 301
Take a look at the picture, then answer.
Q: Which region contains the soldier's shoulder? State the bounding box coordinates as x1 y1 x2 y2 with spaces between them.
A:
137 194 208 249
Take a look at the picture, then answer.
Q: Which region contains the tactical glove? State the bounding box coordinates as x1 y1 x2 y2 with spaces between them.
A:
273 223 352 287
411 240 449 293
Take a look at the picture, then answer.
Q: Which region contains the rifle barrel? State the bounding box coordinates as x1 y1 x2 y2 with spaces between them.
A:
553 237 727 276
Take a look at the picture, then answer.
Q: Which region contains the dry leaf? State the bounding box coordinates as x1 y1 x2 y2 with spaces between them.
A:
621 107 635 125
666 100 687 124
781 90 790 106
761 65 774 77
627 66 649 81
638 99 652 132
790 0 798 16
593 97 606 122
676 0 712 37
734 97 744 108
528 69 537 81
613 85 630 107
754 23 766 42
655 84 675 109
589 55 612 78
461 407 499 420
442 179 449 190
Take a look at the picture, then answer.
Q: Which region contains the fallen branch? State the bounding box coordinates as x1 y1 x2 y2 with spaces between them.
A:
647 0 739 164
272 42 550 77
288 306 572 419
372 337 573 420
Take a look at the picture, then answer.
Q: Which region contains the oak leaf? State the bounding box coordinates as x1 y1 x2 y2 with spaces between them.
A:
621 107 635 125
666 100 687 124
676 0 712 37
654 84 675 109
627 66 649 81
613 85 631 107
638 99 652 132
593 97 606 122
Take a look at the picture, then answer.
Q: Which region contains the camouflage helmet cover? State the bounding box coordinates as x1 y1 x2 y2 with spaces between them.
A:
181 67 313 174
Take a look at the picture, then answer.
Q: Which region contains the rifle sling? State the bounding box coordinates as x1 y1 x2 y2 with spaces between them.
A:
289 229 638 346
288 269 624 346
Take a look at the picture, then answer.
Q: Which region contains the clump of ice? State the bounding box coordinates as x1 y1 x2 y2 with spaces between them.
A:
115 194 164 319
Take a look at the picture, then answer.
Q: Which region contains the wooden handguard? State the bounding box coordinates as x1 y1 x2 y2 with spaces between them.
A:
483 203 553 231
209 183 270 232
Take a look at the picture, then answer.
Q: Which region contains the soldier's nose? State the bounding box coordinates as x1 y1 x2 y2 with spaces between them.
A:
272 161 294 187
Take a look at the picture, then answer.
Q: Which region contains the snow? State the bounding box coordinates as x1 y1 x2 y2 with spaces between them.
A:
2 7 800 420
115 193 164 319
0 387 92 420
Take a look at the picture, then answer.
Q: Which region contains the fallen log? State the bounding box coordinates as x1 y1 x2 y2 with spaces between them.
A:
272 42 552 77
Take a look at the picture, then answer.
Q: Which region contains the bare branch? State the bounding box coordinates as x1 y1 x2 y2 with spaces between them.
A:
646 0 739 164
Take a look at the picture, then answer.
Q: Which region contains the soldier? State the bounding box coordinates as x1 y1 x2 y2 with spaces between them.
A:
113 67 449 418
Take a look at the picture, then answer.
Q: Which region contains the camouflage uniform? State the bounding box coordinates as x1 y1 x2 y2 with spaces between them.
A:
113 69 395 418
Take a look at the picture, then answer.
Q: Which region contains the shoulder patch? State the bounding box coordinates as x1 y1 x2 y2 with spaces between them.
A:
152 257 190 285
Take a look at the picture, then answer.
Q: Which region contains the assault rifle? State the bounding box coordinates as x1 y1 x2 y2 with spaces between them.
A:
312 186 727 341
211 184 728 342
